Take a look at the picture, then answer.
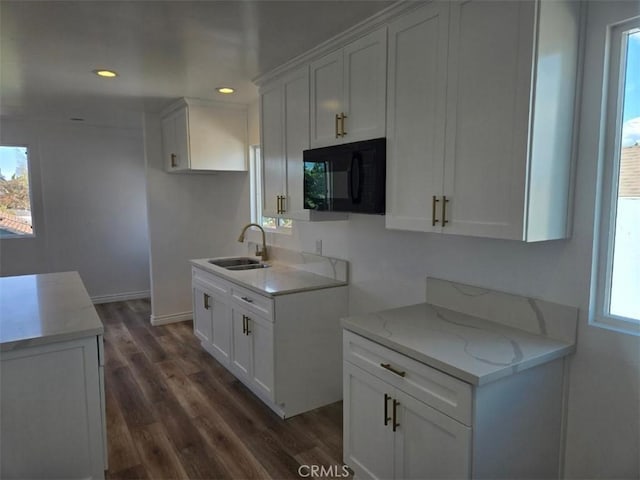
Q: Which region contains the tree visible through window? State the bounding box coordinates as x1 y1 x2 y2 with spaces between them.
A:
0 146 34 237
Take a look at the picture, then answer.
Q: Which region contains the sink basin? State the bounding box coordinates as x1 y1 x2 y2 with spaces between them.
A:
208 257 260 268
225 263 271 271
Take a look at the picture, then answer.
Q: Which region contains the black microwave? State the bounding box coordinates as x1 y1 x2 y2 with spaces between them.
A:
303 137 386 214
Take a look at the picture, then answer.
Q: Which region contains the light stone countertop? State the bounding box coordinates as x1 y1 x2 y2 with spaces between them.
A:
341 302 575 386
0 271 104 352
190 257 348 296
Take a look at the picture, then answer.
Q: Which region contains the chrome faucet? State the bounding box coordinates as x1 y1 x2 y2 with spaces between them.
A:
237 223 268 261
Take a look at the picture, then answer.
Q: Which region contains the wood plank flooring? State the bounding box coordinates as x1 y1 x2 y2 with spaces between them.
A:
97 300 347 480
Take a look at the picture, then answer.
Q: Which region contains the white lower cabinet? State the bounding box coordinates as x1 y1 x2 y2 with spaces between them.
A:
230 304 274 402
344 362 470 480
1 335 106 479
192 265 348 417
343 330 565 479
193 278 231 364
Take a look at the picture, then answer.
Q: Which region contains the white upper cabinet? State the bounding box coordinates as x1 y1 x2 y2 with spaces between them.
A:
386 0 580 241
161 98 248 173
385 1 450 232
260 66 348 221
310 28 387 147
261 83 286 217
261 66 310 220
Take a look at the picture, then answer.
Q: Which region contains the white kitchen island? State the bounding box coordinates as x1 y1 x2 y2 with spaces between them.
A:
0 271 106 480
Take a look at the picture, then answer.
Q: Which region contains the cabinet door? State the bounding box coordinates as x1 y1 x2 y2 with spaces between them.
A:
209 292 231 364
343 28 387 143
385 2 450 232
343 362 394 480
230 308 252 380
442 0 534 239
161 114 176 171
192 285 213 344
310 49 343 148
261 83 286 217
283 66 310 220
245 313 274 401
162 107 190 172
393 389 471 479
1 337 105 479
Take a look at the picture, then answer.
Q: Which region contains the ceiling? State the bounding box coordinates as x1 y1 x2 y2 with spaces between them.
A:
0 0 393 127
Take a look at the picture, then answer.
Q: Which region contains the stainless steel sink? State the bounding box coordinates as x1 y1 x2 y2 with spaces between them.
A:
225 263 271 271
208 257 260 268
207 257 270 271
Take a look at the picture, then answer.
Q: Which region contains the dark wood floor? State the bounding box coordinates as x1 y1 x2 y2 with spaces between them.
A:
97 300 346 480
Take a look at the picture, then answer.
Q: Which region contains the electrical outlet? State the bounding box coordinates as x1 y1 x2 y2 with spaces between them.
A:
315 240 322 255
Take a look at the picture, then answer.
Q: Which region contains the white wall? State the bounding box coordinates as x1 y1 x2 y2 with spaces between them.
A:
143 111 252 324
0 118 151 301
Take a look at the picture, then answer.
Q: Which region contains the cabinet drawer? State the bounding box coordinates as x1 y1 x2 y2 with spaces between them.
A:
343 330 472 426
230 285 273 322
192 267 230 296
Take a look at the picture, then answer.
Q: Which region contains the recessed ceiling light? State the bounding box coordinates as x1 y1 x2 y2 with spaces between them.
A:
217 87 235 94
93 69 118 78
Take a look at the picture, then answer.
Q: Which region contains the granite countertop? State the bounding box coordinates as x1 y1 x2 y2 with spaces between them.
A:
190 257 348 296
0 271 104 352
342 302 575 386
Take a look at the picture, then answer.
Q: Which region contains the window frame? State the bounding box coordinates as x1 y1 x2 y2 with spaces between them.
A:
0 144 37 239
590 17 640 336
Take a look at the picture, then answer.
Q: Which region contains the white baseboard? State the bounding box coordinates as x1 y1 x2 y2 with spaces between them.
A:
91 290 150 304
150 311 192 326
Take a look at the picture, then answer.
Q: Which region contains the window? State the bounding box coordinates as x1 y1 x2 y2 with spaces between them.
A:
249 145 293 233
592 18 640 335
0 146 34 238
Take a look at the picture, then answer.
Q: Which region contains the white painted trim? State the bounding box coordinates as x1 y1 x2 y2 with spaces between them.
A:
150 311 192 326
253 0 422 86
160 97 249 118
91 290 150 304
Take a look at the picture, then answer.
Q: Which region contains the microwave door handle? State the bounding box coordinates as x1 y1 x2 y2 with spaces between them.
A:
350 152 362 204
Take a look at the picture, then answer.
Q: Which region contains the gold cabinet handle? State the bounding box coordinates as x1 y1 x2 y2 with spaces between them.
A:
442 195 449 226
203 293 210 310
432 195 440 226
242 315 247 335
380 363 406 377
280 195 286 214
341 112 347 136
335 114 341 138
392 399 400 432
276 195 281 214
384 393 391 426
245 316 251 335
171 153 177 168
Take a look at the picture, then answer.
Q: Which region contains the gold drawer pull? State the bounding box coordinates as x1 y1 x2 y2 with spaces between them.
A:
384 393 391 426
380 363 406 377
442 195 449 226
393 399 400 432
432 195 440 226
